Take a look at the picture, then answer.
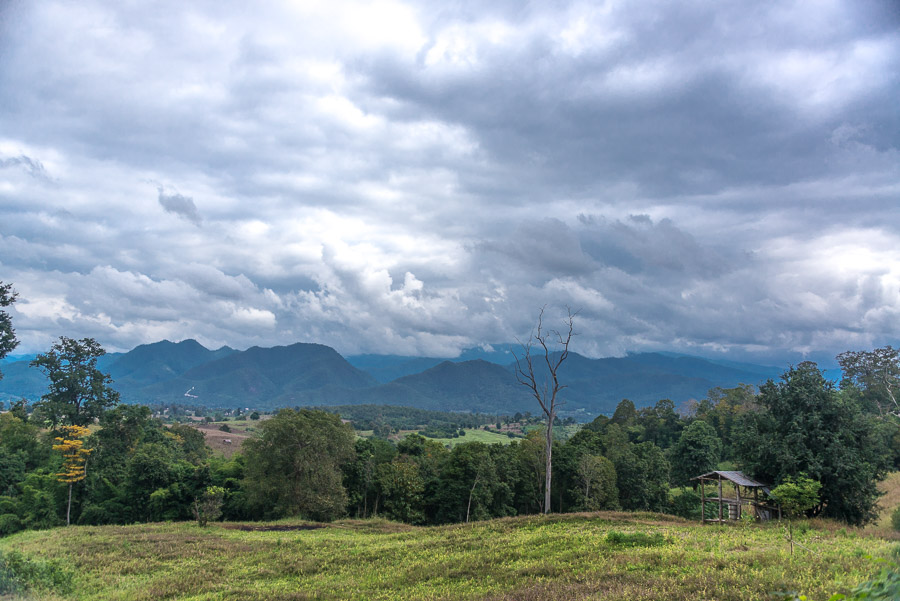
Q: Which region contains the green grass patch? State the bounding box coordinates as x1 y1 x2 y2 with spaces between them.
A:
0 513 896 600
605 530 671 548
420 428 516 447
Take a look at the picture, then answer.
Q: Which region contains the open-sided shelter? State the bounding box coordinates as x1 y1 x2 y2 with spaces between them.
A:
691 470 781 523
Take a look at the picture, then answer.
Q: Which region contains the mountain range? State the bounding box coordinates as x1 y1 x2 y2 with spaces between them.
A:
0 339 783 418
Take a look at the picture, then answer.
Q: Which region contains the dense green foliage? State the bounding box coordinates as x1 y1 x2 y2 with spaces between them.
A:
668 420 722 486
735 362 889 525
770 475 822 518
243 409 355 521
837 346 900 418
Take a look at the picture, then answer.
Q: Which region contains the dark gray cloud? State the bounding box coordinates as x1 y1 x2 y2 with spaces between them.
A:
0 155 52 182
0 0 897 366
157 187 202 226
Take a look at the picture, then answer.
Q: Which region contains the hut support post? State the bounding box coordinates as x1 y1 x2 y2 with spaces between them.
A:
718 476 723 522
701 478 706 524
736 483 742 520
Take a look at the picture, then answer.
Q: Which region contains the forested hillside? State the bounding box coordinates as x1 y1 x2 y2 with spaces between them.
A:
0 339 781 416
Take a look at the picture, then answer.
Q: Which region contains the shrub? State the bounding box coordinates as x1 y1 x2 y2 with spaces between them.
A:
0 550 72 595
0 497 18 516
193 486 225 527
0 514 22 536
891 506 900 531
669 488 701 519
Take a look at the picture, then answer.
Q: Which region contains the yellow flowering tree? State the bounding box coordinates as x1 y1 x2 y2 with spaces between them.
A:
53 425 92 526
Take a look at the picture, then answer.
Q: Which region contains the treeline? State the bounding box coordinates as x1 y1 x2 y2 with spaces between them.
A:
312 404 499 438
338 360 895 526
0 356 896 533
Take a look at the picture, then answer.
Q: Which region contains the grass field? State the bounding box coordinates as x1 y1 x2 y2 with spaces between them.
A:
422 428 518 447
1 512 897 601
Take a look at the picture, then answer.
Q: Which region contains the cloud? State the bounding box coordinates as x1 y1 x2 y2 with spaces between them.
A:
157 187 202 226
0 155 52 182
0 0 897 367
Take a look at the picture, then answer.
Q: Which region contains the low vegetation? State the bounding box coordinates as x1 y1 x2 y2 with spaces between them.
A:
0 512 897 601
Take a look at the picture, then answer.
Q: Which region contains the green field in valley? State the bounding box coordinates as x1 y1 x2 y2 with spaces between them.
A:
422 428 518 447
0 512 897 601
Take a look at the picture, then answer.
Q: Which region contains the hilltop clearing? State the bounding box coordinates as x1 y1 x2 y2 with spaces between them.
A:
0 512 896 600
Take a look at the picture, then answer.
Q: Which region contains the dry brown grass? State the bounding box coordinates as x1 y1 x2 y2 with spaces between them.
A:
875 471 900 529
192 424 251 457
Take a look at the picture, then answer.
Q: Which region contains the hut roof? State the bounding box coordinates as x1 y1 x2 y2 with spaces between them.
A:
691 470 768 488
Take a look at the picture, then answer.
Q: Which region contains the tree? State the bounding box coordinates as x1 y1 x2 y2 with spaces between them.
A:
769 474 821 555
838 346 900 417
621 442 670 511
0 282 18 380
375 457 425 524
434 442 505 523
735 362 889 525
32 337 120 427
52 425 92 526
0 412 45 472
513 306 575 514
395 434 449 523
576 454 618 511
344 437 396 518
610 399 638 427
516 429 548 513
193 486 225 527
242 409 355 521
693 384 757 460
668 420 722 487
637 399 682 449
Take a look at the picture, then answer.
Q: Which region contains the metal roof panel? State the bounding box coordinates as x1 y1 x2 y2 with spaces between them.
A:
691 470 767 487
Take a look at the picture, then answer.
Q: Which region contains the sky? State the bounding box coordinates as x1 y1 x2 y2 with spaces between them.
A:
1 0 898 365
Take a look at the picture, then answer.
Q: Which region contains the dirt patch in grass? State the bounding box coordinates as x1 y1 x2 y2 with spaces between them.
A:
193 424 251 458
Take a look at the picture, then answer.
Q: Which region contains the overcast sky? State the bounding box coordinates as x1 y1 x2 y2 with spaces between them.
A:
1 0 898 365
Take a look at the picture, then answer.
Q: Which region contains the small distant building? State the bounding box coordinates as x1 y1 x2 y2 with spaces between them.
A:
691 470 781 523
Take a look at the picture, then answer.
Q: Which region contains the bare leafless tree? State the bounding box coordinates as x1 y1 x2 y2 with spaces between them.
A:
513 306 576 514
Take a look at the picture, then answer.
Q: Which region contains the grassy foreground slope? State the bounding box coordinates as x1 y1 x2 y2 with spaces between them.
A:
0 513 897 601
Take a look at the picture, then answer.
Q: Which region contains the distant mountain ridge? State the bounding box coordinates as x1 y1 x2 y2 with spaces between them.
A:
0 339 782 418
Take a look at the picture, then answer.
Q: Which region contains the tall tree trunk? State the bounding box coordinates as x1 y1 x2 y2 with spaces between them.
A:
513 306 576 518
466 475 481 524
66 483 72 526
544 413 554 514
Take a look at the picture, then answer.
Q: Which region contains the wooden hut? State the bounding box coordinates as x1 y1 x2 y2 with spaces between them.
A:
691 470 781 524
